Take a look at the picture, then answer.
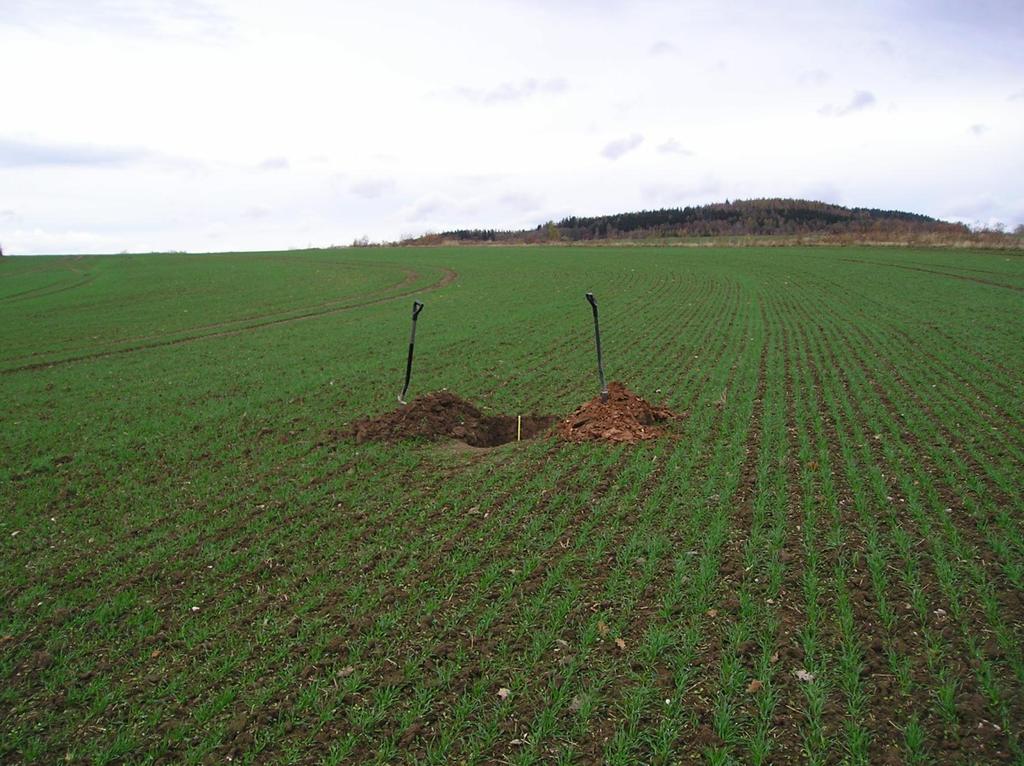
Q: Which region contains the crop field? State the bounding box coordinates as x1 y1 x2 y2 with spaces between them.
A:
2 245 1023 765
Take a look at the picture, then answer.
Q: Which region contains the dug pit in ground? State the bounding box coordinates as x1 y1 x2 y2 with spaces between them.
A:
351 391 556 447
558 381 681 443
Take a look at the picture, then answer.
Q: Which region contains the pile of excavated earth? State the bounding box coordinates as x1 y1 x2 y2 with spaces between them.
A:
350 381 679 447
557 381 678 443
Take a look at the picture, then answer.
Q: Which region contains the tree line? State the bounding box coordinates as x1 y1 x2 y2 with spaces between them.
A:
402 198 981 245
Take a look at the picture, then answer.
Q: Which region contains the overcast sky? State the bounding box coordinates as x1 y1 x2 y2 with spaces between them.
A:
1 0 1022 254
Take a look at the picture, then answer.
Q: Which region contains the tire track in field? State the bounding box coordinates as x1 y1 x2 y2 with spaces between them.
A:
1 259 410 368
8 258 422 362
839 258 1024 292
886 260 1024 279
0 267 458 374
0 273 96 303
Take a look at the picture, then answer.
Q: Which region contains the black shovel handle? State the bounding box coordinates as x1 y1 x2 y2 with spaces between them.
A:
586 292 608 402
399 301 424 403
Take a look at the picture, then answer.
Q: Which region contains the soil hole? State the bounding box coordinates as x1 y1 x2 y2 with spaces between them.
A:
351 391 556 447
351 382 681 447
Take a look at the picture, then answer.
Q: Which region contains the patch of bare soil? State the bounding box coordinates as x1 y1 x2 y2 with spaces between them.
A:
558 381 680 443
351 391 555 447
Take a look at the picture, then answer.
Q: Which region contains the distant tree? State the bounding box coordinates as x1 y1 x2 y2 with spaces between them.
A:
0 242 4 256
1013 224 1024 237
402 198 972 245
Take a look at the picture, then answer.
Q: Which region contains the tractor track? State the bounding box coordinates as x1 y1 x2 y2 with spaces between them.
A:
839 258 1024 292
0 267 458 375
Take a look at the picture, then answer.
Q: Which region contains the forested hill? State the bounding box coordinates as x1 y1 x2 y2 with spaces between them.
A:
404 198 971 244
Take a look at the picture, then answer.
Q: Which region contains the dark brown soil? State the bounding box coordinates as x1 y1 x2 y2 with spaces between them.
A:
351 391 556 447
558 381 680 443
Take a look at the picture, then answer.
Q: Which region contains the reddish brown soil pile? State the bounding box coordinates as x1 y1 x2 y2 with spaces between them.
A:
559 381 678 443
351 391 556 447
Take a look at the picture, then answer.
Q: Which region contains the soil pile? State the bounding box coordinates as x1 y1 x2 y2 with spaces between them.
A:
351 391 556 447
559 381 678 443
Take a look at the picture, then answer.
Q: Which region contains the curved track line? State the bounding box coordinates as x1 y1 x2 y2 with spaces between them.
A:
2 267 458 375
1 273 95 302
840 258 1024 292
8 267 420 363
4 261 419 363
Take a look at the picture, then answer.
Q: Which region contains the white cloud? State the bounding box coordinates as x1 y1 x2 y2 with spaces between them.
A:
601 134 643 160
351 178 396 199
257 157 289 171
657 139 693 156
0 137 152 168
453 78 568 105
800 182 843 205
648 40 677 56
497 192 544 212
0 0 234 42
798 69 830 87
405 196 452 221
819 90 877 117
641 177 722 206
243 205 271 219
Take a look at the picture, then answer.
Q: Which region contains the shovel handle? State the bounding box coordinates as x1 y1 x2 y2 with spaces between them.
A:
399 301 424 404
585 293 608 402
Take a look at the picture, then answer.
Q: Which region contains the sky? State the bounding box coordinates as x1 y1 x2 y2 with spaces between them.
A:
1 0 1022 254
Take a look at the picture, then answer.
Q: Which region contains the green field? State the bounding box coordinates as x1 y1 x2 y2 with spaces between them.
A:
2 245 1023 765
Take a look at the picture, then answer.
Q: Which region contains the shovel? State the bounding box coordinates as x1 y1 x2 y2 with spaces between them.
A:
585 292 609 403
398 300 424 404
